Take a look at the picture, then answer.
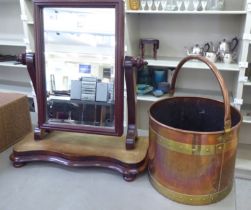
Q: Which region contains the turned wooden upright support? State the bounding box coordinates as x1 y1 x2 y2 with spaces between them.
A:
17 53 37 95
17 53 45 140
124 56 146 150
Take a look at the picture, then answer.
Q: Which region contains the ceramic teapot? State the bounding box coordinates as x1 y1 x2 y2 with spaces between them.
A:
186 43 210 56
217 37 238 61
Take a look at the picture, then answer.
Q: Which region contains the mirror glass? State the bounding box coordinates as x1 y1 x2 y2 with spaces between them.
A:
43 7 116 129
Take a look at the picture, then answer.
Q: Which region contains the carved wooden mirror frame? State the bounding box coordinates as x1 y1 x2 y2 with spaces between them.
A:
32 0 124 138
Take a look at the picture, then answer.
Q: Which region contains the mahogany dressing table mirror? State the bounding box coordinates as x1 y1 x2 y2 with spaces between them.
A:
11 0 148 181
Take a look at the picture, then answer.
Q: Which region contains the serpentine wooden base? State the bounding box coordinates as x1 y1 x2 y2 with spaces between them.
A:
10 131 149 181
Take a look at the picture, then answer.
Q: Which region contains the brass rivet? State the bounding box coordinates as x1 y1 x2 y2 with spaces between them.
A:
190 198 193 201
218 146 222 150
206 148 209 152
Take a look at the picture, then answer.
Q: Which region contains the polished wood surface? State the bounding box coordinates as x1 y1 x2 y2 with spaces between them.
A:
11 131 149 181
11 0 148 181
124 56 146 150
17 53 36 95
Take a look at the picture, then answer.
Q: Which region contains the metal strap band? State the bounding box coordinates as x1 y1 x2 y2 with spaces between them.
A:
149 174 232 205
150 127 236 156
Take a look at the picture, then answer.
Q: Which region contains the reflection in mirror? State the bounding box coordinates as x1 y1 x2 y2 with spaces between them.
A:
43 8 115 129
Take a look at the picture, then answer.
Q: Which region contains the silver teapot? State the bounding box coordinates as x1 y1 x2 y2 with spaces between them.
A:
217 37 238 61
186 43 210 56
205 41 217 62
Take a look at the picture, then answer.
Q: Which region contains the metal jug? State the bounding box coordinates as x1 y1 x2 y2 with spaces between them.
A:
186 43 210 56
205 41 217 62
217 37 238 61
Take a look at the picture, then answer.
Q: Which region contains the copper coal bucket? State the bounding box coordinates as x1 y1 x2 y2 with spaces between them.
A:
148 55 242 205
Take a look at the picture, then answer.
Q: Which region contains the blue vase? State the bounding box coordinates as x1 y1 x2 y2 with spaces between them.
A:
153 70 166 87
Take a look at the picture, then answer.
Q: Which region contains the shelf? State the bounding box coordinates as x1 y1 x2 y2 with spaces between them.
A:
145 57 240 72
0 39 25 47
20 14 34 24
243 115 251 124
0 80 32 97
21 15 34 24
241 104 251 123
0 61 26 68
137 88 233 103
236 143 251 179
26 20 34 25
126 10 247 15
244 81 251 86
137 94 167 102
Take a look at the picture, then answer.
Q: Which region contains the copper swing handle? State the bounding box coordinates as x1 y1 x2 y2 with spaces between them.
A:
169 55 231 132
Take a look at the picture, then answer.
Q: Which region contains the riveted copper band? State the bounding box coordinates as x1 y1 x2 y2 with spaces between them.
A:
150 128 236 156
149 174 232 205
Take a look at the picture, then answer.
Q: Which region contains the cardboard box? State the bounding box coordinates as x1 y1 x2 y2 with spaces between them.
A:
0 92 32 152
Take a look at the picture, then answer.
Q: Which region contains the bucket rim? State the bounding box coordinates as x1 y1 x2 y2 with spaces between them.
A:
149 96 242 135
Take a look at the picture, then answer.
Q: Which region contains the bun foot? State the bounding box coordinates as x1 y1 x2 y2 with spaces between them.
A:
123 173 137 182
9 154 25 168
13 162 25 168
